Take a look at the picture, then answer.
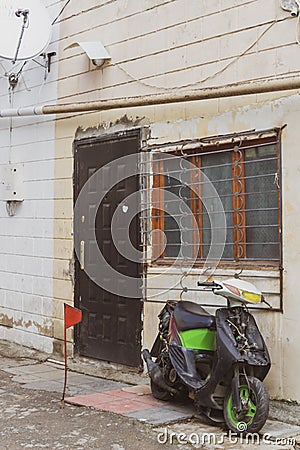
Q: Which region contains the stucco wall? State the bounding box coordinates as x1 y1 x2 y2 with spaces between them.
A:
143 93 300 402
58 0 300 99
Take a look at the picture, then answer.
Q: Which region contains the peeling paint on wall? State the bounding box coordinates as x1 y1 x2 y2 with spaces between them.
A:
75 115 150 140
0 314 53 336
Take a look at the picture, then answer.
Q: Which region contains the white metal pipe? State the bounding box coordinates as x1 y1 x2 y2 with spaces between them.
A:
1 76 300 118
0 106 44 117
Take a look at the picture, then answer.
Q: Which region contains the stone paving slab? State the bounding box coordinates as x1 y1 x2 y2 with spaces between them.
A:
2 366 31 375
69 374 122 384
65 389 165 410
65 387 195 425
12 374 42 384
66 373 100 383
2 363 58 376
19 371 128 398
15 369 64 382
125 406 194 426
260 419 300 439
127 406 193 425
67 377 126 391
0 357 38 368
20 380 94 397
3 360 127 397
22 379 64 393
16 363 62 375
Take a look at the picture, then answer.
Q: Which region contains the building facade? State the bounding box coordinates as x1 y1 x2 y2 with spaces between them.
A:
0 0 299 402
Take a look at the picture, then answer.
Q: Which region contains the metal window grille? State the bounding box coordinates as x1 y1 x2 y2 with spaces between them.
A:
141 132 281 265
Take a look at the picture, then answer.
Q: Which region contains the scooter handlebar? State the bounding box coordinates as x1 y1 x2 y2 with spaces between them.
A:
197 281 218 287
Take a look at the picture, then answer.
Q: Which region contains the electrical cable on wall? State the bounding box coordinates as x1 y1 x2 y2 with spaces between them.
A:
296 13 300 44
52 0 72 25
112 15 294 91
6 87 16 216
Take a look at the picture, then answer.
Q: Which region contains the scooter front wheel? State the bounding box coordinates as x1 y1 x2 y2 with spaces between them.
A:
224 377 269 434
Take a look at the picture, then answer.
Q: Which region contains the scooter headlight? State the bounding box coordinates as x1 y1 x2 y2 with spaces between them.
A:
241 291 261 303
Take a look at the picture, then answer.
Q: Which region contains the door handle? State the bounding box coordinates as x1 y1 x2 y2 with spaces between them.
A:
80 240 85 270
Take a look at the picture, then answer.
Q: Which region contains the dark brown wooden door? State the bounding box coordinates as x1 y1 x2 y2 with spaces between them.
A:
74 131 142 367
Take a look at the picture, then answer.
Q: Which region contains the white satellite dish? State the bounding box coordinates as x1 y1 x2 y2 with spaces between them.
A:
0 0 52 62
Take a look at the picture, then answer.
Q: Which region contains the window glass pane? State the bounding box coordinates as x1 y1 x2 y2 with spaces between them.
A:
201 151 233 259
164 212 180 258
163 173 192 258
244 144 279 259
164 171 180 258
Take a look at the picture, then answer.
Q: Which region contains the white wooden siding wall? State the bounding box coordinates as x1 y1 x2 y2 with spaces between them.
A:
0 0 60 352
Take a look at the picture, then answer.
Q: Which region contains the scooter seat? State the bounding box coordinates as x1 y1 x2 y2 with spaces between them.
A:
174 301 215 331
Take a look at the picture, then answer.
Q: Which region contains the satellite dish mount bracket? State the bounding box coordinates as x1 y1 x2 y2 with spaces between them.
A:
12 9 30 64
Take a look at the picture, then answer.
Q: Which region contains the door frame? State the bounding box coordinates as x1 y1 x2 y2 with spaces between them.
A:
73 128 144 364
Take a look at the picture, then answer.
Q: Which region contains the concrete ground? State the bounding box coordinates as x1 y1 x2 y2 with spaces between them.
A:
0 363 179 450
0 340 299 449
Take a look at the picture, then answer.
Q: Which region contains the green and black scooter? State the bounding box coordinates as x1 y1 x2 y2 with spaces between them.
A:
143 278 271 433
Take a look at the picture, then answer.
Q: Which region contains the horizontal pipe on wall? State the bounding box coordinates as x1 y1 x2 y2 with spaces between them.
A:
1 75 300 118
0 106 44 117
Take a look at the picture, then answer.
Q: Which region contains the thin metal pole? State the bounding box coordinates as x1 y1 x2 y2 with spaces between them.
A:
61 307 67 408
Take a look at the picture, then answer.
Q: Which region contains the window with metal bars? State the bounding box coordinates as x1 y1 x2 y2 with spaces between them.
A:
151 133 281 264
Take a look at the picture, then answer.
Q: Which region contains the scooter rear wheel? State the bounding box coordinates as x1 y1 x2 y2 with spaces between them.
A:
150 378 172 401
149 353 173 401
224 377 269 434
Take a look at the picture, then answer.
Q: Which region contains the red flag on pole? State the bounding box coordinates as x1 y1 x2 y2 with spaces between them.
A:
61 304 82 407
64 304 82 329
